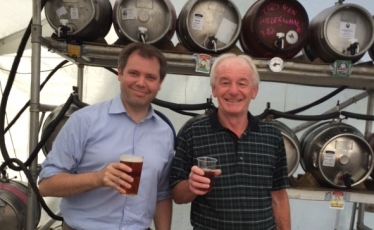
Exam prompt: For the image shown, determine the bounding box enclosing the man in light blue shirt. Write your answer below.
[38,42,175,230]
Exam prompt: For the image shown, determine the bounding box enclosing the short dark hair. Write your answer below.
[118,42,167,81]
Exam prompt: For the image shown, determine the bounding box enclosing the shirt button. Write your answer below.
[126,206,130,210]
[122,227,125,230]
[239,157,243,160]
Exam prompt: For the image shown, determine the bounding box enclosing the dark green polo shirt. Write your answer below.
[170,109,289,230]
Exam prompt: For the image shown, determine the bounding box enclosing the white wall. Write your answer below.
[1,0,374,229]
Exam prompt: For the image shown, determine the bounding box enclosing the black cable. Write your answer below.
[24,94,74,168]
[4,60,69,134]
[341,111,374,121]
[104,66,118,75]
[0,63,73,74]
[152,98,215,111]
[169,109,200,117]
[72,93,89,108]
[269,110,341,121]
[0,18,33,170]
[255,109,271,120]
[103,66,216,112]
[0,0,48,170]
[0,159,63,221]
[284,86,348,115]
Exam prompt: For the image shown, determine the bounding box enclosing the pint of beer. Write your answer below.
[120,154,144,196]
[197,156,217,192]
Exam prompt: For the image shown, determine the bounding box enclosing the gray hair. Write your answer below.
[210,53,260,87]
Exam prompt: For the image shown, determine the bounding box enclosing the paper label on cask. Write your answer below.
[323,151,336,167]
[122,8,136,20]
[70,7,79,20]
[339,22,356,39]
[192,13,204,30]
[215,18,237,45]
[56,6,68,18]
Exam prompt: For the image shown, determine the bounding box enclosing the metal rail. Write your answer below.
[39,37,374,90]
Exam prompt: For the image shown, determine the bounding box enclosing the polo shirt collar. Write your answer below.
[209,108,260,133]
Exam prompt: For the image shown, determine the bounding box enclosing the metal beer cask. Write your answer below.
[45,0,113,41]
[41,105,79,155]
[304,2,374,63]
[240,0,309,59]
[176,0,242,53]
[369,43,374,62]
[0,180,41,230]
[369,16,374,62]
[300,120,374,188]
[113,0,177,44]
[366,133,374,179]
[266,120,300,177]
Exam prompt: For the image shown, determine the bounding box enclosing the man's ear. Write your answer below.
[211,86,217,98]
[117,67,122,81]
[252,86,259,99]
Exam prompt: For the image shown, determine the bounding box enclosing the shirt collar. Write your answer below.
[109,94,156,120]
[209,108,260,133]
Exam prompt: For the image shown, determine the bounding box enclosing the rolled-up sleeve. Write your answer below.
[38,113,86,183]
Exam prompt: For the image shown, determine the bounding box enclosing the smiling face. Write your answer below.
[118,51,162,114]
[212,57,258,118]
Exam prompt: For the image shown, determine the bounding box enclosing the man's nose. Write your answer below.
[136,76,146,86]
[228,83,238,94]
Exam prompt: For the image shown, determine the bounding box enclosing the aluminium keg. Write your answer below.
[366,133,374,179]
[176,0,242,53]
[240,0,309,59]
[300,120,374,188]
[0,179,41,230]
[369,16,374,62]
[265,119,300,177]
[42,105,79,155]
[45,0,112,41]
[304,3,374,64]
[113,0,177,44]
[369,43,374,62]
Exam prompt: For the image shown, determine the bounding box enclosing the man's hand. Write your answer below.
[188,166,221,195]
[97,162,134,195]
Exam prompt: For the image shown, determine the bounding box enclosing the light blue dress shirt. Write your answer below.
[39,94,175,230]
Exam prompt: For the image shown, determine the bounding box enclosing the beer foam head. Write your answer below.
[120,154,143,162]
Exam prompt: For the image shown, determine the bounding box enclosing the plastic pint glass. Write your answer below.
[120,154,144,196]
[197,156,217,192]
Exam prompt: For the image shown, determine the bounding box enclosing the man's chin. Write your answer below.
[220,107,246,116]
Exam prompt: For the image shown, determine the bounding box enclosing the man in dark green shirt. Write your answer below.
[170,53,291,230]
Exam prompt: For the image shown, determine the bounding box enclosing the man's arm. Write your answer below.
[39,172,102,197]
[153,198,172,230]
[171,179,197,204]
[39,162,133,197]
[271,189,291,230]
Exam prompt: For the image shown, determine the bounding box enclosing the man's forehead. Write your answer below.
[217,60,252,74]
[219,57,250,69]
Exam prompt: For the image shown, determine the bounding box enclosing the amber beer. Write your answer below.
[197,156,217,192]
[202,169,215,192]
[120,155,144,196]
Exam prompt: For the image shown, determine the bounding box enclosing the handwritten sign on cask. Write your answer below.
[240,0,309,59]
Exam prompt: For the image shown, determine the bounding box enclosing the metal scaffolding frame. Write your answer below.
[29,0,374,229]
